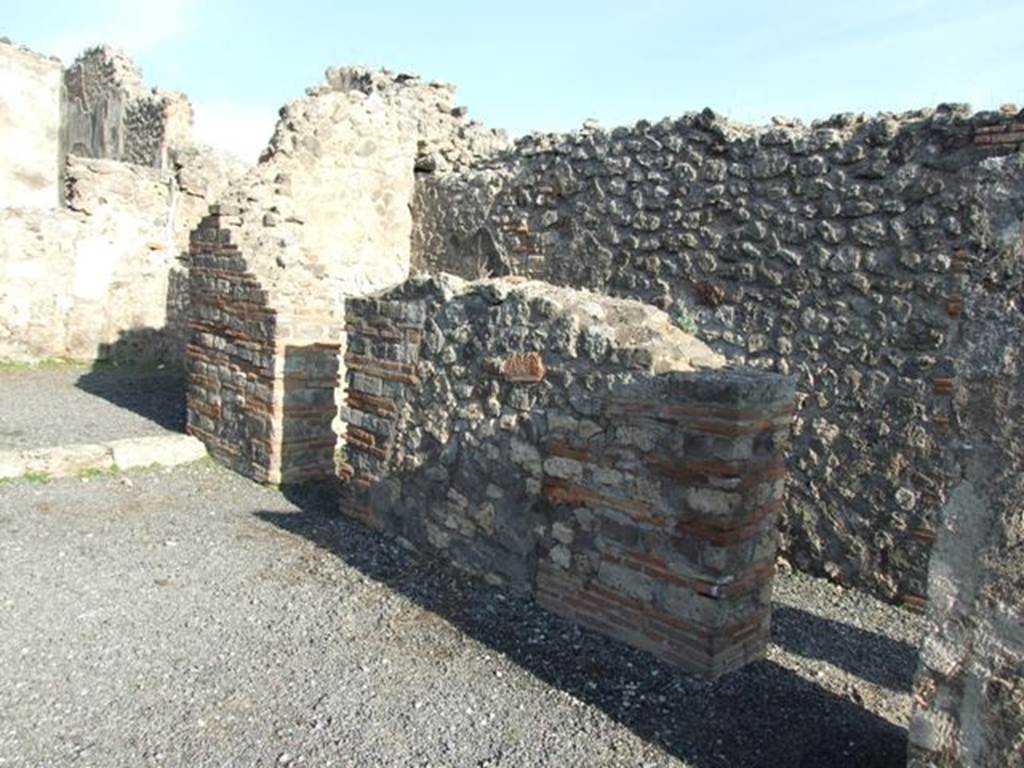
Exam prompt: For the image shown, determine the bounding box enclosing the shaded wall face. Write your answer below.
[907,340,1024,767]
[186,232,279,480]
[0,42,62,208]
[410,109,1024,604]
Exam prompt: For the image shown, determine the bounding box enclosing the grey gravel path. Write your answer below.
[0,463,924,767]
[0,365,185,450]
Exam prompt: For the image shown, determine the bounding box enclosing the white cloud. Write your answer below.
[39,0,197,63]
[191,100,277,164]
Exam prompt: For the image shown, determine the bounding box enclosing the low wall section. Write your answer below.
[339,275,794,679]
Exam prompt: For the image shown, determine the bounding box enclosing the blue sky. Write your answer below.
[4,0,1022,161]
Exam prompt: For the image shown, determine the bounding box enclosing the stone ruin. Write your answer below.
[2,34,1022,763]
[0,38,242,363]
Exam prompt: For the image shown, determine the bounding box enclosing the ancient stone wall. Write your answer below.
[0,38,63,208]
[410,105,1024,603]
[0,149,241,365]
[907,156,1024,768]
[62,46,192,170]
[318,66,509,175]
[339,274,795,679]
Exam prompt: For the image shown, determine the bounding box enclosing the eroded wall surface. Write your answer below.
[0,157,177,361]
[339,274,794,679]
[907,158,1024,768]
[411,106,1024,603]
[0,38,62,208]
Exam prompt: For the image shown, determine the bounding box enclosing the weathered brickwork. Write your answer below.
[186,210,343,484]
[338,275,794,679]
[411,104,1024,604]
[536,381,793,678]
[183,66,516,481]
[973,121,1024,151]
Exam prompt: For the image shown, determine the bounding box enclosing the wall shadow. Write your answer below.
[75,327,186,432]
[771,605,918,691]
[256,486,908,768]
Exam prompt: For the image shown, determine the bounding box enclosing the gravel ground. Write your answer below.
[0,462,924,768]
[0,365,185,451]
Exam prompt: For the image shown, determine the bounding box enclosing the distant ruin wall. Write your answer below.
[0,39,62,208]
[338,275,795,679]
[0,144,241,365]
[411,106,1024,604]
[62,46,192,169]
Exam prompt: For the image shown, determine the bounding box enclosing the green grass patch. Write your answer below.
[78,465,121,480]
[22,470,52,483]
[0,358,88,373]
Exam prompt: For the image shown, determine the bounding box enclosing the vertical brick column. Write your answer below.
[275,339,343,484]
[536,370,795,679]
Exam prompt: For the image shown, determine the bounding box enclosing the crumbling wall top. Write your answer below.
[380,273,726,374]
[64,45,147,108]
[313,65,510,173]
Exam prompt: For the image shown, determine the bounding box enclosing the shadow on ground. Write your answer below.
[75,365,186,433]
[73,329,187,433]
[256,483,908,768]
[772,605,918,691]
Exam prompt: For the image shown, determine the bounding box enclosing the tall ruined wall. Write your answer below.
[340,274,795,679]
[319,66,509,175]
[411,105,1024,603]
[0,38,62,208]
[185,67,509,481]
[907,157,1024,768]
[184,78,416,483]
[62,46,192,169]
